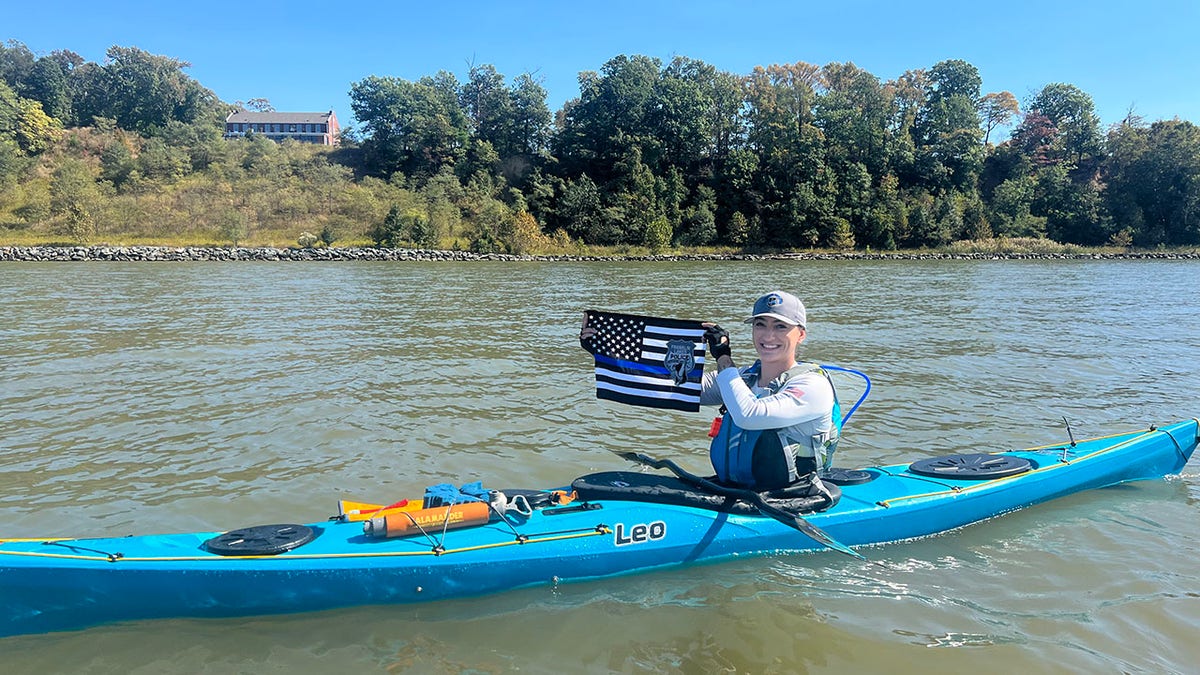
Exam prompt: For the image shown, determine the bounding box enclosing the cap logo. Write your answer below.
[766,294,783,307]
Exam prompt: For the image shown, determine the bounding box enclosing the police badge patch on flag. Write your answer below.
[582,310,706,412]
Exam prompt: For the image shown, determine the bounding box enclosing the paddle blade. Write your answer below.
[782,512,865,561]
[614,450,657,467]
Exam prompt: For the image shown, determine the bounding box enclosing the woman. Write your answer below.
[701,291,837,498]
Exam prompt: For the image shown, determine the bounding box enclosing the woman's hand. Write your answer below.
[702,322,732,361]
[579,313,597,353]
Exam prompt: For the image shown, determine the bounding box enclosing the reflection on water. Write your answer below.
[1,259,1197,672]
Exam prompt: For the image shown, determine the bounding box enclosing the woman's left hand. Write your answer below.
[579,313,597,353]
[701,322,731,360]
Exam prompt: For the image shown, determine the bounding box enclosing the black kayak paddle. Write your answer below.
[612,450,868,563]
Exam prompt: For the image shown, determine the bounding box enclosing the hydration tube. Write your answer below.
[820,364,872,428]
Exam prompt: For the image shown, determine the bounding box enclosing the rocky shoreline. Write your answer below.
[1,245,1197,263]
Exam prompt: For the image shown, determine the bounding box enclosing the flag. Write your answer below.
[583,310,707,412]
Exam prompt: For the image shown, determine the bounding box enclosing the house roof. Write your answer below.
[225,111,337,124]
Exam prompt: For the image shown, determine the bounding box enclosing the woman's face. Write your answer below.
[751,317,805,365]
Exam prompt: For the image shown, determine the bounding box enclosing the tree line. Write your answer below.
[1,39,1197,251]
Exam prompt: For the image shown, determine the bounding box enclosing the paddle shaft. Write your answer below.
[614,451,867,562]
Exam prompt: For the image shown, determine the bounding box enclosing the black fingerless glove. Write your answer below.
[704,324,731,360]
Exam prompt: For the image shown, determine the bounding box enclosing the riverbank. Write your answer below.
[2,245,1199,262]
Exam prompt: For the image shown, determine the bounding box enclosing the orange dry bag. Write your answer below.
[362,501,491,539]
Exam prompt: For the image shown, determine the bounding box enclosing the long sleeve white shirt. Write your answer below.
[700,363,835,456]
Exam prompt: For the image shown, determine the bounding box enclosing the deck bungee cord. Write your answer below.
[874,427,1163,508]
[0,525,614,563]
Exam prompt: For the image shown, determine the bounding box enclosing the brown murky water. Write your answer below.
[1,259,1198,673]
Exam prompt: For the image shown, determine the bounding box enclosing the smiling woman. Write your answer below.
[698,291,840,497]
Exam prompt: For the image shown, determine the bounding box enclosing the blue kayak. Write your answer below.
[1,419,1196,637]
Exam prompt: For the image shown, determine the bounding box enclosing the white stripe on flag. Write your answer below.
[596,381,705,402]
[641,336,704,350]
[593,367,703,390]
[645,324,707,338]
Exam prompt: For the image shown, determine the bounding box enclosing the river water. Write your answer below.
[0,259,1197,673]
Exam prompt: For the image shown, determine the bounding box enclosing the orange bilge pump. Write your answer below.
[363,501,491,539]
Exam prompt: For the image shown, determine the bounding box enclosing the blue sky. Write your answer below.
[7,0,1198,134]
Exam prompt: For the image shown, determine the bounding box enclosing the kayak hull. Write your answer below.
[2,420,1196,637]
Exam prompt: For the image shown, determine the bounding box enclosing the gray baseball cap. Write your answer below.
[745,291,806,328]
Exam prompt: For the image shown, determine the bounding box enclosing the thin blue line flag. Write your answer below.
[583,310,706,412]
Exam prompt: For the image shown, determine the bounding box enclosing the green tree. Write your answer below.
[350,73,469,178]
[743,62,833,245]
[0,40,36,94]
[421,167,465,241]
[27,57,72,123]
[460,64,513,154]
[828,217,855,249]
[509,74,552,158]
[78,46,219,134]
[100,139,135,188]
[818,62,889,177]
[218,207,248,246]
[137,137,187,183]
[558,174,604,241]
[243,98,274,112]
[712,148,761,239]
[1104,118,1200,246]
[1032,163,1104,244]
[306,160,353,215]
[0,80,19,141]
[644,215,672,252]
[1029,83,1103,163]
[604,145,658,244]
[318,219,341,247]
[0,81,63,154]
[912,60,984,194]
[989,175,1045,237]
[15,97,62,154]
[726,211,750,246]
[554,54,661,182]
[373,204,405,247]
[50,159,102,243]
[651,57,716,173]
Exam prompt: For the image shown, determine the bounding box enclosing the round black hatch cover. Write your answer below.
[908,453,1033,479]
[204,523,316,556]
[821,468,877,485]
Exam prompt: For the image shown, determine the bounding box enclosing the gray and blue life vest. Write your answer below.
[708,362,841,490]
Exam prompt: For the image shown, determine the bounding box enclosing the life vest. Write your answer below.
[708,361,841,490]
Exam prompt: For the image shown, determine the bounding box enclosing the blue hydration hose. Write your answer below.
[820,365,872,428]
